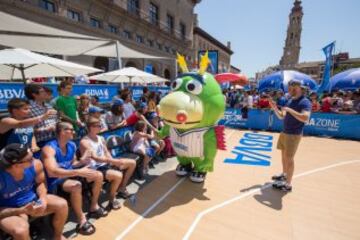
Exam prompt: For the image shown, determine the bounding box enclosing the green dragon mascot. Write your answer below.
[157,52,226,183]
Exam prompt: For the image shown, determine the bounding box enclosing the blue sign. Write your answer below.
[318,41,335,93]
[198,50,219,74]
[224,132,273,166]
[220,108,360,141]
[0,83,120,110]
[129,86,171,101]
[144,64,153,74]
[219,108,248,128]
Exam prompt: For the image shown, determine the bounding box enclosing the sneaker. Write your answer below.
[149,161,155,169]
[272,181,292,192]
[271,173,286,181]
[190,171,207,183]
[175,164,192,176]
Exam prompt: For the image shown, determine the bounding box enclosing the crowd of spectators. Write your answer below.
[224,88,360,117]
[0,82,173,239]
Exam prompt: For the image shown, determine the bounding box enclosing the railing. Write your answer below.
[219,108,360,141]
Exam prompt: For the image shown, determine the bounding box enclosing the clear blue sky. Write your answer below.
[195,0,360,78]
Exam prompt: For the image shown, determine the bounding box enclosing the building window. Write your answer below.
[123,30,132,39]
[127,0,140,16]
[108,24,118,34]
[180,22,186,40]
[157,42,162,50]
[149,3,159,26]
[67,9,81,22]
[164,46,170,53]
[147,39,154,47]
[166,14,174,34]
[136,35,144,44]
[39,0,55,13]
[90,17,101,28]
[171,48,176,55]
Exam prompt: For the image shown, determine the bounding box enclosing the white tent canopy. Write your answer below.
[91,67,169,83]
[83,43,166,59]
[0,48,102,80]
[0,11,167,59]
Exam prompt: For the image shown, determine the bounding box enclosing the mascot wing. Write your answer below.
[214,125,226,150]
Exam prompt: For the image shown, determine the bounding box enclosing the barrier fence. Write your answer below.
[0,83,170,110]
[219,108,360,140]
[1,83,358,140]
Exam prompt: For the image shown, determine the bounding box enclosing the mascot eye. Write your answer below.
[171,78,183,91]
[186,80,203,95]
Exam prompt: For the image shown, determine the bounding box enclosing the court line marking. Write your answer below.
[116,129,237,240]
[182,159,360,240]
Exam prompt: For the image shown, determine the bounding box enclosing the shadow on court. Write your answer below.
[124,170,210,218]
[240,183,288,211]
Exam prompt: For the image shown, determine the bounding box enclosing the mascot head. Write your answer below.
[158,52,225,130]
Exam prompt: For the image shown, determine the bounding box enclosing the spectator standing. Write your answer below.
[55,81,82,131]
[309,92,321,112]
[25,84,58,148]
[276,91,287,108]
[241,91,253,119]
[320,93,332,113]
[147,92,157,113]
[353,90,360,114]
[269,79,311,192]
[258,93,271,109]
[78,94,91,123]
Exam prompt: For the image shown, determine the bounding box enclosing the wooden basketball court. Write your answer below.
[75,129,360,240]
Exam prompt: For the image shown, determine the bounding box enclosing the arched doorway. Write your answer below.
[94,57,109,72]
[152,67,157,75]
[125,61,137,68]
[164,69,171,79]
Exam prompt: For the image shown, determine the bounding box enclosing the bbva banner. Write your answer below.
[0,83,120,110]
[220,108,360,140]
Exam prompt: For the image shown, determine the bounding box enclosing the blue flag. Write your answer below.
[317,41,335,93]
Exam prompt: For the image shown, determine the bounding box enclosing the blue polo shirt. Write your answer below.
[283,95,311,135]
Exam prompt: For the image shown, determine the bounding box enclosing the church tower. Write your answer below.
[279,0,303,69]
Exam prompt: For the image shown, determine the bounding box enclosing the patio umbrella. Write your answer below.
[330,68,360,91]
[0,48,102,84]
[258,70,317,92]
[91,67,169,84]
[214,73,248,86]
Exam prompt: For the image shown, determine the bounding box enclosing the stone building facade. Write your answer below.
[0,0,201,79]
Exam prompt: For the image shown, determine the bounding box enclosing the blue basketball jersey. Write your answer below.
[44,139,76,191]
[0,164,37,208]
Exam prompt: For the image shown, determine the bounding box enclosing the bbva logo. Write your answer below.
[0,89,25,99]
[84,89,109,99]
[306,117,340,129]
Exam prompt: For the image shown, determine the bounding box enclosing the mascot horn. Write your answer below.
[157,52,226,183]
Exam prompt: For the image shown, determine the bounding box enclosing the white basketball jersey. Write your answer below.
[169,127,210,159]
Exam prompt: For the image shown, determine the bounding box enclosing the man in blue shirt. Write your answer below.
[269,79,311,192]
[0,98,56,151]
[0,143,68,240]
[42,122,107,235]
